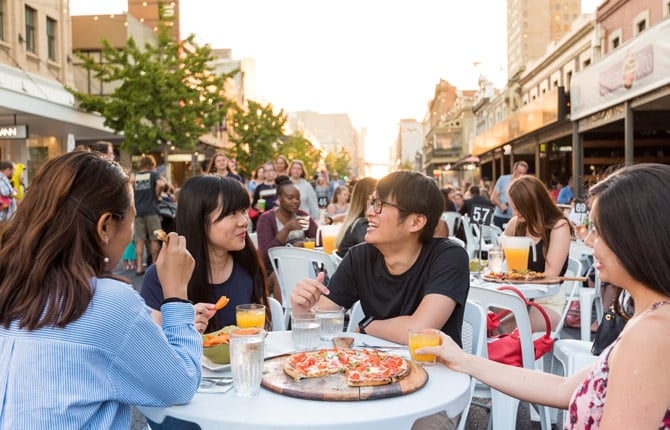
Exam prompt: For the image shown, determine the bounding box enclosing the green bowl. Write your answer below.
[202,325,238,364]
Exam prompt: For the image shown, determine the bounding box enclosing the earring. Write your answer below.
[104,257,110,264]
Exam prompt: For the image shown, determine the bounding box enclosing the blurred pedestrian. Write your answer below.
[131,155,165,276]
[0,161,17,223]
[491,160,528,229]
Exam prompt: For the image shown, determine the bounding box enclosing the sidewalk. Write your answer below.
[124,265,580,430]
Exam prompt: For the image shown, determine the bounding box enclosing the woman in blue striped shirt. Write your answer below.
[0,151,200,429]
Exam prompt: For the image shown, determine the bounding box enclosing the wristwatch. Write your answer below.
[358,315,374,334]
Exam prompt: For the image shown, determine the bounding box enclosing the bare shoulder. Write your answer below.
[615,306,670,359]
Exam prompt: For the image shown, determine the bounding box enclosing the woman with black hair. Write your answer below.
[141,175,271,333]
[256,175,319,301]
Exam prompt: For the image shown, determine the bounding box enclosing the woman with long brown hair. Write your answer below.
[334,177,377,257]
[504,174,572,330]
[0,151,199,428]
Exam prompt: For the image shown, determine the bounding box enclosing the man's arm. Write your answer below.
[362,294,457,345]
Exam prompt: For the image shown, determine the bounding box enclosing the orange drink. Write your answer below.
[236,304,266,329]
[322,234,337,255]
[303,238,315,250]
[503,247,529,272]
[408,329,441,365]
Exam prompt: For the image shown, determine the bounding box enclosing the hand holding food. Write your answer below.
[154,228,168,242]
[155,232,195,299]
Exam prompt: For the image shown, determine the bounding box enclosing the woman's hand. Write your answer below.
[155,232,195,299]
[414,330,471,372]
[193,303,216,334]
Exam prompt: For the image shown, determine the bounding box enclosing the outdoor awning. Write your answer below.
[450,155,480,170]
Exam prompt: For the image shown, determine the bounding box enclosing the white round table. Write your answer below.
[140,331,471,430]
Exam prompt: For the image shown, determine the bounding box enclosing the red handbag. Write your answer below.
[486,286,554,367]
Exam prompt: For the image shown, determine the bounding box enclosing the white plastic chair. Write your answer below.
[578,269,604,341]
[468,285,553,430]
[554,257,585,338]
[457,300,487,430]
[248,232,258,248]
[461,215,494,260]
[551,338,598,426]
[346,300,364,332]
[268,296,286,331]
[267,246,339,328]
[448,236,466,249]
[441,211,462,237]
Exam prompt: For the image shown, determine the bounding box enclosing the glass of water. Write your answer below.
[313,306,345,341]
[291,312,321,351]
[487,247,504,273]
[229,328,265,397]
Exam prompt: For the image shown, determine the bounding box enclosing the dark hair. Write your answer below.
[589,163,670,315]
[176,175,270,331]
[469,185,480,196]
[275,175,295,196]
[0,160,15,171]
[376,170,442,243]
[0,152,132,330]
[89,141,113,154]
[508,175,572,258]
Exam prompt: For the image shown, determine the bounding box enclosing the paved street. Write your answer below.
[122,264,577,430]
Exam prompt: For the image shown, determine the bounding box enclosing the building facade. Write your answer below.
[0,0,117,183]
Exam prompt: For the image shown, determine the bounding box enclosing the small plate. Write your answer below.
[201,356,231,371]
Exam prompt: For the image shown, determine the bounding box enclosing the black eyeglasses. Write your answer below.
[367,195,406,214]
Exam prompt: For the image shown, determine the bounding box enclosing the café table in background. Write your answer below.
[140,331,471,430]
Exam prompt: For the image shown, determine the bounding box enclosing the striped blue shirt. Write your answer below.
[0,277,202,429]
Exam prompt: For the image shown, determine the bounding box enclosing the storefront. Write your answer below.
[570,18,670,196]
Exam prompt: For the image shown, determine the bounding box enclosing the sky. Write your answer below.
[70,0,601,164]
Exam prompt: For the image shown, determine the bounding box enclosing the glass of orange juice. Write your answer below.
[303,238,315,249]
[408,329,441,365]
[236,304,266,329]
[503,247,529,272]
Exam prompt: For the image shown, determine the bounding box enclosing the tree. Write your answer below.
[277,134,322,176]
[68,1,236,154]
[323,150,352,179]
[228,100,286,178]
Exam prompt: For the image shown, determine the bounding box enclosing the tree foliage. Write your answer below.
[228,100,286,178]
[324,150,352,179]
[68,2,236,154]
[276,134,323,176]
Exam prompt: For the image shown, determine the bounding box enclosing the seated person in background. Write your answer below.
[257,175,318,302]
[334,177,377,257]
[503,175,572,331]
[325,185,350,224]
[418,163,670,430]
[141,175,272,333]
[291,170,470,346]
[459,185,493,217]
[0,152,200,427]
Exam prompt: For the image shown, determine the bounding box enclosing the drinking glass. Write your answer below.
[408,328,440,365]
[303,238,316,249]
[236,304,266,329]
[291,312,321,351]
[297,215,310,231]
[229,328,266,397]
[313,306,345,341]
[487,248,504,272]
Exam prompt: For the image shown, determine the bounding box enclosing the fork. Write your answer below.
[360,342,407,350]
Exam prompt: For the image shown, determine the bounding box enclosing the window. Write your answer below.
[25,6,36,53]
[612,37,620,48]
[47,17,56,61]
[637,20,646,33]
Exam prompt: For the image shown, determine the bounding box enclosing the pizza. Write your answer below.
[283,348,410,387]
[486,269,545,281]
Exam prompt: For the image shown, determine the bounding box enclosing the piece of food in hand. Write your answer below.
[214,295,230,310]
[153,229,168,242]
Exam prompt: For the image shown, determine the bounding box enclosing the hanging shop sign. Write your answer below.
[571,18,670,120]
[0,125,28,140]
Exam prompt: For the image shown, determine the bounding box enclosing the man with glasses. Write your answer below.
[291,170,470,347]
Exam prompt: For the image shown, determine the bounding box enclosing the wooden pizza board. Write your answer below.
[481,274,561,284]
[261,354,428,401]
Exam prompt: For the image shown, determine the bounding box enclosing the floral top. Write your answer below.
[566,301,670,429]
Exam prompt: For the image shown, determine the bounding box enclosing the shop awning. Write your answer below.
[450,156,480,170]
